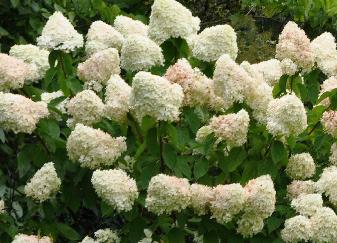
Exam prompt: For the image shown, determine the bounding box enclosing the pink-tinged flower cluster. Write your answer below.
[321,110,337,138]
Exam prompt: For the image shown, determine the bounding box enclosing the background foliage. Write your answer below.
[0,0,335,242]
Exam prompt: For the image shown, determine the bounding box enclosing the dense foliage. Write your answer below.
[1,0,337,243]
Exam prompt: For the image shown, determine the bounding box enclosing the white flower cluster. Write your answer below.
[311,32,337,77]
[24,162,61,202]
[281,58,298,76]
[114,16,148,37]
[12,234,53,243]
[238,175,276,238]
[37,11,83,52]
[145,174,191,215]
[266,94,307,138]
[250,59,283,86]
[9,44,50,82]
[208,109,250,149]
[129,72,184,122]
[286,153,316,180]
[316,166,337,206]
[0,53,30,91]
[104,75,131,123]
[91,169,138,212]
[164,58,223,110]
[189,183,213,216]
[0,200,4,214]
[276,21,314,70]
[318,76,337,107]
[287,180,316,200]
[213,54,252,109]
[77,48,120,85]
[188,25,238,62]
[121,34,164,71]
[329,143,337,165]
[67,124,127,169]
[148,0,200,44]
[66,90,105,126]
[281,215,312,243]
[41,90,68,119]
[80,228,120,243]
[85,21,124,56]
[0,92,49,134]
[210,183,246,224]
[291,193,323,217]
[321,110,337,138]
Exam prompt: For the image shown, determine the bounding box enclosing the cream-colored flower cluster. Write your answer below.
[9,44,50,82]
[37,11,83,52]
[280,58,298,76]
[330,143,337,165]
[0,92,49,134]
[129,72,184,122]
[276,21,314,70]
[286,153,316,180]
[91,169,138,212]
[287,180,316,200]
[188,25,238,62]
[321,110,337,137]
[291,193,323,217]
[77,48,120,86]
[281,215,312,243]
[0,200,4,214]
[0,54,30,91]
[66,90,105,126]
[316,166,337,206]
[85,21,124,56]
[41,90,68,119]
[189,183,213,216]
[12,234,53,243]
[24,162,61,202]
[148,0,200,44]
[121,34,164,71]
[266,94,307,138]
[318,76,337,107]
[250,59,283,86]
[104,75,131,123]
[164,58,223,110]
[114,16,148,37]
[67,124,127,169]
[80,228,120,243]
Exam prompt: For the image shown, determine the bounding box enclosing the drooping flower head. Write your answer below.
[92,169,138,212]
[148,0,200,44]
[67,124,127,169]
[24,162,61,202]
[37,11,83,52]
[114,15,148,37]
[129,71,184,122]
[286,153,316,180]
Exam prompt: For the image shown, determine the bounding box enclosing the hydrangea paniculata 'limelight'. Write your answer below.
[266,94,307,138]
[129,72,184,122]
[148,0,200,44]
[209,109,250,149]
[104,75,131,123]
[81,228,121,243]
[67,124,127,169]
[281,215,312,243]
[145,174,191,215]
[24,162,61,202]
[330,143,337,165]
[85,21,124,56]
[286,153,316,180]
[0,54,30,91]
[114,16,148,37]
[66,90,105,126]
[287,180,316,200]
[188,25,238,62]
[276,21,314,70]
[210,183,246,224]
[250,59,283,86]
[195,125,214,143]
[243,175,276,219]
[281,58,298,76]
[92,169,138,212]
[164,58,224,110]
[291,193,323,217]
[12,234,53,243]
[321,110,337,138]
[311,207,337,243]
[77,48,120,85]
[189,183,214,216]
[236,213,264,238]
[120,34,164,72]
[9,44,50,82]
[316,166,337,206]
[311,32,337,77]
[213,54,252,109]
[37,11,83,52]
[318,76,337,107]
[0,92,49,134]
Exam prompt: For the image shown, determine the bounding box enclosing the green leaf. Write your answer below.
[167,228,185,243]
[220,147,247,172]
[17,150,31,178]
[38,119,60,139]
[162,143,177,170]
[0,129,5,143]
[176,156,192,179]
[271,141,288,165]
[141,116,156,134]
[57,223,80,241]
[266,216,283,233]
[194,158,209,179]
